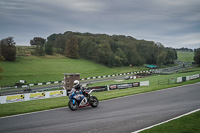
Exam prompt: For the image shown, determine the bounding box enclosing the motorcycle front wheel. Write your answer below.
[89,96,99,107]
[68,99,78,111]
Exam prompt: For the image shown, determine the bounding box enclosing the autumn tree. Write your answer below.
[65,34,79,58]
[0,37,16,61]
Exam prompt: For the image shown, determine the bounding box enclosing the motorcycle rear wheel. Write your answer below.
[89,96,99,107]
[68,100,78,111]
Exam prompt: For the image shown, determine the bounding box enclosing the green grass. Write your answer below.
[0,68,199,117]
[0,96,68,117]
[141,110,200,133]
[0,51,194,87]
[87,67,200,88]
[177,51,194,62]
[0,55,147,86]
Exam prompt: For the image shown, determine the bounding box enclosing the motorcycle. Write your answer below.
[68,88,99,111]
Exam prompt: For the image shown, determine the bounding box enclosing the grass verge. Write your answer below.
[140,110,200,133]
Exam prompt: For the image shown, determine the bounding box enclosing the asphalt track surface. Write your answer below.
[0,83,200,133]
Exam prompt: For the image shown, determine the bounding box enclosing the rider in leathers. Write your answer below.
[73,80,88,98]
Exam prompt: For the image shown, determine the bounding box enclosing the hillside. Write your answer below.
[177,51,194,62]
[0,49,195,87]
[0,55,147,86]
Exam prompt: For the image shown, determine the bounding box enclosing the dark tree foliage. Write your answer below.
[45,41,53,55]
[194,48,200,66]
[54,34,67,54]
[45,31,177,67]
[166,47,178,64]
[65,33,79,58]
[45,34,57,55]
[97,43,114,66]
[30,37,46,56]
[0,37,16,61]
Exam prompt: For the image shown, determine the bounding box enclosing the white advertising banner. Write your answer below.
[140,81,149,86]
[190,74,199,80]
[186,76,191,81]
[177,77,182,83]
[0,90,67,104]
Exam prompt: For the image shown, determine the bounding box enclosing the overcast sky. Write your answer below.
[0,0,200,49]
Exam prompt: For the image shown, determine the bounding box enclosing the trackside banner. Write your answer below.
[109,82,140,90]
[6,94,25,103]
[89,86,107,92]
[0,90,67,104]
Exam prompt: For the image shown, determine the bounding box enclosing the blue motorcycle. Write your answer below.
[68,89,99,111]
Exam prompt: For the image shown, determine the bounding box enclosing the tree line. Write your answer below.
[43,31,178,67]
[3,32,200,67]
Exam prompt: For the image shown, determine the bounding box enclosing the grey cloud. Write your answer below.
[0,0,199,48]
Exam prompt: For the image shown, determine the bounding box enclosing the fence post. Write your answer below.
[107,85,110,91]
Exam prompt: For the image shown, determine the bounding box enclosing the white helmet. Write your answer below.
[73,80,79,87]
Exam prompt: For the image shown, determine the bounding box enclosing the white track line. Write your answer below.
[131,108,200,133]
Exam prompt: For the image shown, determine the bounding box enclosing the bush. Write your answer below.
[0,37,16,61]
